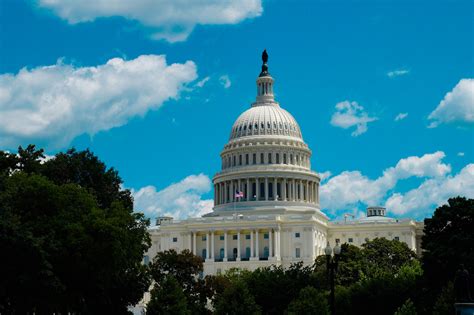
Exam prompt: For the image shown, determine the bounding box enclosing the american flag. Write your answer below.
[235,190,244,198]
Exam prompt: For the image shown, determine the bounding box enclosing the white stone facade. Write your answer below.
[145,53,424,275]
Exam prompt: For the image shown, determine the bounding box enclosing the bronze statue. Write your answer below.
[262,49,268,63]
[260,49,269,77]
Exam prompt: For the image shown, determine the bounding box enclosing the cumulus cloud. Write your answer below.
[219,75,232,89]
[320,151,454,215]
[0,55,197,148]
[428,78,474,128]
[385,164,474,215]
[330,101,378,136]
[394,112,408,121]
[387,69,410,78]
[37,0,263,42]
[458,152,465,157]
[133,174,214,220]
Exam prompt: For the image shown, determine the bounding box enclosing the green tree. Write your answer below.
[214,280,261,315]
[147,276,190,315]
[0,147,151,314]
[422,197,474,293]
[287,286,329,315]
[394,299,417,315]
[432,282,455,315]
[149,249,208,314]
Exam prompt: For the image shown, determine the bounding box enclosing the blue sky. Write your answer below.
[1,0,473,221]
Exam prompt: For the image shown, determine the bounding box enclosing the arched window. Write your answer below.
[283,154,287,164]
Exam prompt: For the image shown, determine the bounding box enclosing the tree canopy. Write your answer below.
[0,145,151,314]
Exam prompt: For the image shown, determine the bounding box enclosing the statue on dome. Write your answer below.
[262,49,268,63]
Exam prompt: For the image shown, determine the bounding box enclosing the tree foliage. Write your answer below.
[287,286,329,315]
[214,280,261,315]
[147,276,190,315]
[0,145,151,314]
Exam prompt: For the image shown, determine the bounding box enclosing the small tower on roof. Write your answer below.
[255,49,276,105]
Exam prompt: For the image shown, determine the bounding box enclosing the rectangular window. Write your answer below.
[246,154,249,165]
[283,154,287,164]
[295,248,301,258]
[264,233,269,239]
[253,153,257,164]
[233,156,236,166]
[233,235,238,240]
[394,236,400,241]
[276,153,280,164]
[220,235,225,241]
[348,238,353,243]
[260,153,264,164]
[295,232,300,238]
[172,237,178,242]
[202,235,207,241]
[245,234,251,240]
[143,255,150,265]
[268,153,272,163]
[239,155,242,165]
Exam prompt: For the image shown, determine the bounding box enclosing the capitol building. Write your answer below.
[145,51,424,276]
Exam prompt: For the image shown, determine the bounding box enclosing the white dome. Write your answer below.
[229,104,303,141]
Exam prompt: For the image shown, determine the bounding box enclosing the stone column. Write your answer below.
[211,231,215,260]
[300,180,303,202]
[237,179,241,201]
[237,230,241,261]
[246,178,250,201]
[265,177,268,201]
[224,231,228,261]
[292,179,296,201]
[255,230,259,259]
[230,180,234,202]
[224,181,227,203]
[206,232,210,260]
[250,229,254,258]
[273,177,277,200]
[283,178,287,201]
[275,229,281,260]
[188,232,192,250]
[256,178,259,201]
[306,181,309,202]
[269,229,273,259]
[192,231,196,255]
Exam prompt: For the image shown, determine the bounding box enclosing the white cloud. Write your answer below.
[330,101,378,136]
[387,69,410,78]
[0,55,197,148]
[195,76,210,88]
[219,75,232,89]
[320,151,452,214]
[133,174,214,220]
[394,112,408,121]
[319,171,332,182]
[458,152,465,157]
[428,78,474,128]
[37,0,263,42]
[385,164,474,215]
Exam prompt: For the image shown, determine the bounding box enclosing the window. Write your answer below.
[233,248,238,259]
[253,153,257,164]
[268,153,272,163]
[246,154,249,165]
[220,235,225,241]
[394,236,400,241]
[233,156,236,166]
[202,249,207,259]
[260,153,264,164]
[348,238,353,243]
[264,233,269,239]
[239,155,242,165]
[143,255,150,265]
[233,235,238,240]
[290,154,293,164]
[295,248,301,258]
[245,234,251,240]
[172,237,178,242]
[246,247,251,258]
[283,154,287,164]
[335,238,340,243]
[264,246,269,258]
[220,248,225,258]
[276,153,280,164]
[295,232,300,238]
[202,235,207,241]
